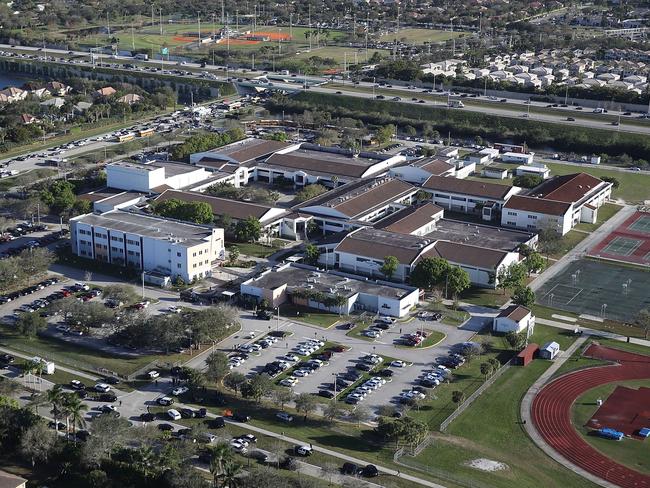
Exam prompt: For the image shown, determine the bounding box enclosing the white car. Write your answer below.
[167,306,181,314]
[363,330,380,338]
[391,360,406,368]
[171,386,189,396]
[157,396,174,406]
[249,344,262,352]
[244,331,256,339]
[94,383,111,393]
[283,353,299,363]
[55,324,70,333]
[238,344,254,353]
[295,445,313,456]
[296,349,311,356]
[293,369,310,377]
[70,380,84,390]
[370,377,387,385]
[230,439,248,453]
[167,409,181,420]
[147,370,160,379]
[279,377,298,387]
[307,340,324,348]
[276,412,294,422]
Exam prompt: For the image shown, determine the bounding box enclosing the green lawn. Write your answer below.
[460,287,510,308]
[279,303,340,328]
[573,381,650,474]
[403,325,595,488]
[545,163,650,204]
[379,28,464,44]
[0,328,195,377]
[293,46,387,64]
[574,203,623,232]
[545,230,589,260]
[0,169,58,191]
[531,303,647,339]
[226,242,281,259]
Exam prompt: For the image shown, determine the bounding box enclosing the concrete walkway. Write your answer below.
[214,416,447,488]
[536,317,650,348]
[520,335,619,488]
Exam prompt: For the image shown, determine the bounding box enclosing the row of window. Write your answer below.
[127,239,140,246]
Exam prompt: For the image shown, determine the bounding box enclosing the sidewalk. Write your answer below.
[536,317,650,348]
[520,335,617,488]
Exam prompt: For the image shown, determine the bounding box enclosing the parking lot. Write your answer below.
[210,308,490,414]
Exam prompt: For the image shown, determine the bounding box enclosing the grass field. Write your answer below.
[279,304,340,328]
[572,380,650,473]
[225,242,280,259]
[0,169,58,191]
[0,328,193,377]
[574,202,623,232]
[293,46,387,64]
[545,230,589,260]
[80,23,346,55]
[379,28,464,44]
[545,162,650,204]
[403,325,597,488]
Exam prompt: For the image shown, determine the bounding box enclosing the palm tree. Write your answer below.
[46,385,64,432]
[209,443,233,485]
[62,392,87,436]
[220,459,243,487]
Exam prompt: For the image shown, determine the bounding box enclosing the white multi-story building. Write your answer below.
[106,161,211,194]
[70,210,225,282]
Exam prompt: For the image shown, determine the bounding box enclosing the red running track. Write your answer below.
[531,344,650,488]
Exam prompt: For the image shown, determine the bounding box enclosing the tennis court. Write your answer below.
[536,259,650,322]
[589,211,650,265]
[628,214,650,234]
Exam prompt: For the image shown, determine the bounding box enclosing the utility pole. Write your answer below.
[198,13,201,41]
[308,4,312,50]
[221,0,225,24]
[151,4,154,29]
[159,8,163,36]
[365,12,369,62]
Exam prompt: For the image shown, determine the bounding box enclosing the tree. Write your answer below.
[497,263,528,295]
[233,217,262,243]
[409,257,450,291]
[537,228,563,256]
[227,246,240,265]
[480,362,493,379]
[223,372,247,395]
[600,176,619,189]
[62,392,88,435]
[272,388,294,410]
[375,417,402,446]
[209,442,234,486]
[376,124,395,145]
[40,180,76,215]
[205,351,230,384]
[461,342,484,362]
[153,199,213,224]
[634,308,650,339]
[304,244,321,265]
[20,422,56,467]
[184,369,206,391]
[16,312,47,338]
[512,286,535,308]
[294,393,317,421]
[241,374,274,403]
[348,405,371,426]
[505,331,527,350]
[447,266,471,301]
[46,384,65,433]
[524,252,545,275]
[295,184,327,203]
[398,416,428,447]
[220,459,243,487]
[513,175,543,188]
[380,256,399,281]
[323,401,344,422]
[102,284,139,305]
[451,390,465,407]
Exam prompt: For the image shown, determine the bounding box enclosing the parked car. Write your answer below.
[341,462,360,475]
[157,396,174,406]
[276,412,294,422]
[295,445,313,456]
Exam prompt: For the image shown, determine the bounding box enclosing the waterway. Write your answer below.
[0,72,31,88]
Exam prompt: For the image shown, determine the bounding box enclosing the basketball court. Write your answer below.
[589,210,650,266]
[536,259,650,322]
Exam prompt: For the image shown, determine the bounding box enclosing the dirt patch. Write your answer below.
[172,36,197,43]
[465,458,509,472]
[255,31,292,41]
[216,38,260,45]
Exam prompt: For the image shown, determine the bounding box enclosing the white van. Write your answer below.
[167,409,181,421]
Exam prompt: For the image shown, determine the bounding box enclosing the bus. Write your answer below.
[138,128,155,138]
[115,133,136,143]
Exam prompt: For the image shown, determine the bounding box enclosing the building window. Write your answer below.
[528,215,537,220]
[177,264,181,269]
[193,264,197,268]
[177,252,181,257]
[135,252,140,257]
[199,250,203,255]
[507,211,517,216]
[507,221,516,226]
[193,252,196,257]
[128,250,134,256]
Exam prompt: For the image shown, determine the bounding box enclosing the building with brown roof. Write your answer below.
[117,93,143,105]
[374,203,444,235]
[154,190,293,238]
[258,144,406,188]
[332,227,520,287]
[389,157,457,184]
[493,305,535,333]
[94,86,116,98]
[190,138,298,187]
[420,175,522,221]
[296,177,418,234]
[502,173,611,235]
